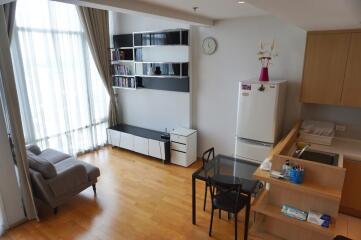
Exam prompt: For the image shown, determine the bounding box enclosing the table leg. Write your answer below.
[244,194,251,240]
[192,176,196,225]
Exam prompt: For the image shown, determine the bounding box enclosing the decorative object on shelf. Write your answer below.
[119,50,125,60]
[257,40,278,82]
[154,66,162,75]
[202,37,217,55]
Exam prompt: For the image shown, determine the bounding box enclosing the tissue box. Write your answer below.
[281,205,308,221]
[307,211,331,228]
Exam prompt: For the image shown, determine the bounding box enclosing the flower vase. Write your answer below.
[259,67,269,82]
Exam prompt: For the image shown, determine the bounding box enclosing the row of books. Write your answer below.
[113,65,132,76]
[111,49,125,61]
[112,77,136,88]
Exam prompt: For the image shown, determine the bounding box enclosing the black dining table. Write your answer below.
[192,154,262,240]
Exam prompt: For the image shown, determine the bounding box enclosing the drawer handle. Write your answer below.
[171,149,186,154]
[171,141,186,145]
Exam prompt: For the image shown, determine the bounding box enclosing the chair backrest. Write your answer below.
[202,147,215,167]
[207,176,243,212]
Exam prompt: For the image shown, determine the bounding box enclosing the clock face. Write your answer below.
[202,37,217,55]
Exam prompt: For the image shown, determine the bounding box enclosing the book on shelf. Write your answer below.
[112,76,136,88]
[113,65,132,75]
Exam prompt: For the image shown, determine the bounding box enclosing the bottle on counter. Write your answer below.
[282,160,291,180]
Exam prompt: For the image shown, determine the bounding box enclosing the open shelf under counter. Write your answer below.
[249,219,285,240]
[253,168,342,201]
[252,190,336,238]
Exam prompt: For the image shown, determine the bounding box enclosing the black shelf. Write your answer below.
[137,76,189,92]
[138,62,188,77]
[134,29,188,47]
[113,34,133,48]
[111,48,133,61]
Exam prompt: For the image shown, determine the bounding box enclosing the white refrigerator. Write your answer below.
[235,80,287,164]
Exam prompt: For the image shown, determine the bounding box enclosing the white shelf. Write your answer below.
[135,75,188,79]
[112,75,135,78]
[111,60,134,64]
[112,86,137,90]
[134,61,188,64]
[133,45,188,48]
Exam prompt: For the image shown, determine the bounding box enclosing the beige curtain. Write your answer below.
[0,6,38,220]
[77,6,118,127]
[3,2,16,41]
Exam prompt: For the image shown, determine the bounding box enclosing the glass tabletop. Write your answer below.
[193,154,261,194]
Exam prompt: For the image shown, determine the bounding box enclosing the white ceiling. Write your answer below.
[248,0,361,30]
[137,0,268,20]
[136,0,361,30]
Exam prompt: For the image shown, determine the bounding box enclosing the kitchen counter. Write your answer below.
[309,137,361,162]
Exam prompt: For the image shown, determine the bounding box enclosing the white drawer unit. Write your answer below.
[170,128,197,167]
[107,124,170,163]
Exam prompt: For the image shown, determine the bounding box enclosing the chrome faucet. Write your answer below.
[294,144,311,158]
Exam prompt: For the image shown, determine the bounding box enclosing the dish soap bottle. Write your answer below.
[282,160,291,180]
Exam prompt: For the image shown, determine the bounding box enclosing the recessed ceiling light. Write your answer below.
[238,1,246,3]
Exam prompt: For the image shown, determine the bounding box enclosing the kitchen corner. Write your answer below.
[250,121,347,240]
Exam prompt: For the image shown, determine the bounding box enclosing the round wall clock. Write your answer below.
[202,37,217,55]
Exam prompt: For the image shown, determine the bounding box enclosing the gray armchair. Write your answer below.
[26,145,100,214]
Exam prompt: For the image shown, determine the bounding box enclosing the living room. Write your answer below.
[1,0,361,239]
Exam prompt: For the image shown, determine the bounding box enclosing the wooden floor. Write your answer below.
[1,147,360,240]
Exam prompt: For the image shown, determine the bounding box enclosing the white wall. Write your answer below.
[192,16,307,156]
[0,94,25,228]
[109,12,191,132]
[302,104,361,140]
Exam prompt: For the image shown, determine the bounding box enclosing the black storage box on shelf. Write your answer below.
[113,34,133,48]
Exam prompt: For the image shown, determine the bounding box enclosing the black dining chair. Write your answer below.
[202,147,215,211]
[207,176,248,240]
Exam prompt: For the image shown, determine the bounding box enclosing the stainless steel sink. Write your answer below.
[298,149,339,166]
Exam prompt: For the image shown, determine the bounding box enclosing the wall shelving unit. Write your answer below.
[110,29,189,92]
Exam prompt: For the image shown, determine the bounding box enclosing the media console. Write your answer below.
[107,124,170,163]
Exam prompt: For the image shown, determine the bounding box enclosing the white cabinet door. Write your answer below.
[108,129,121,147]
[149,139,165,160]
[133,136,148,155]
[120,132,134,151]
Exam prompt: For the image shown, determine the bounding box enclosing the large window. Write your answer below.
[12,0,109,154]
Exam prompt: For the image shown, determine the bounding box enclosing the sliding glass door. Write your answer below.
[12,0,109,154]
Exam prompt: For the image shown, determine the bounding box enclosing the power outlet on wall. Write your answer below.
[335,124,347,132]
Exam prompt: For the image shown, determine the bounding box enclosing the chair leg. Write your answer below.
[219,209,221,219]
[203,184,207,211]
[235,213,238,240]
[53,207,58,215]
[92,184,97,195]
[209,208,214,237]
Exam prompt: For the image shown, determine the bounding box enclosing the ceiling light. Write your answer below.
[238,1,245,3]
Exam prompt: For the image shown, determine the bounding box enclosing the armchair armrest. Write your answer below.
[48,164,88,197]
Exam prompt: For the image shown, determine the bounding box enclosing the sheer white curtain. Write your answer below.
[12,0,109,154]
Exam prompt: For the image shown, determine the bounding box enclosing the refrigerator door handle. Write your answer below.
[237,137,273,147]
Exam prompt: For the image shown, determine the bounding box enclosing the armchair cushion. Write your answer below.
[27,151,57,179]
[48,162,88,197]
[39,148,72,164]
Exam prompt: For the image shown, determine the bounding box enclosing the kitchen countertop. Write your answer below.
[309,137,361,162]
[286,137,361,167]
